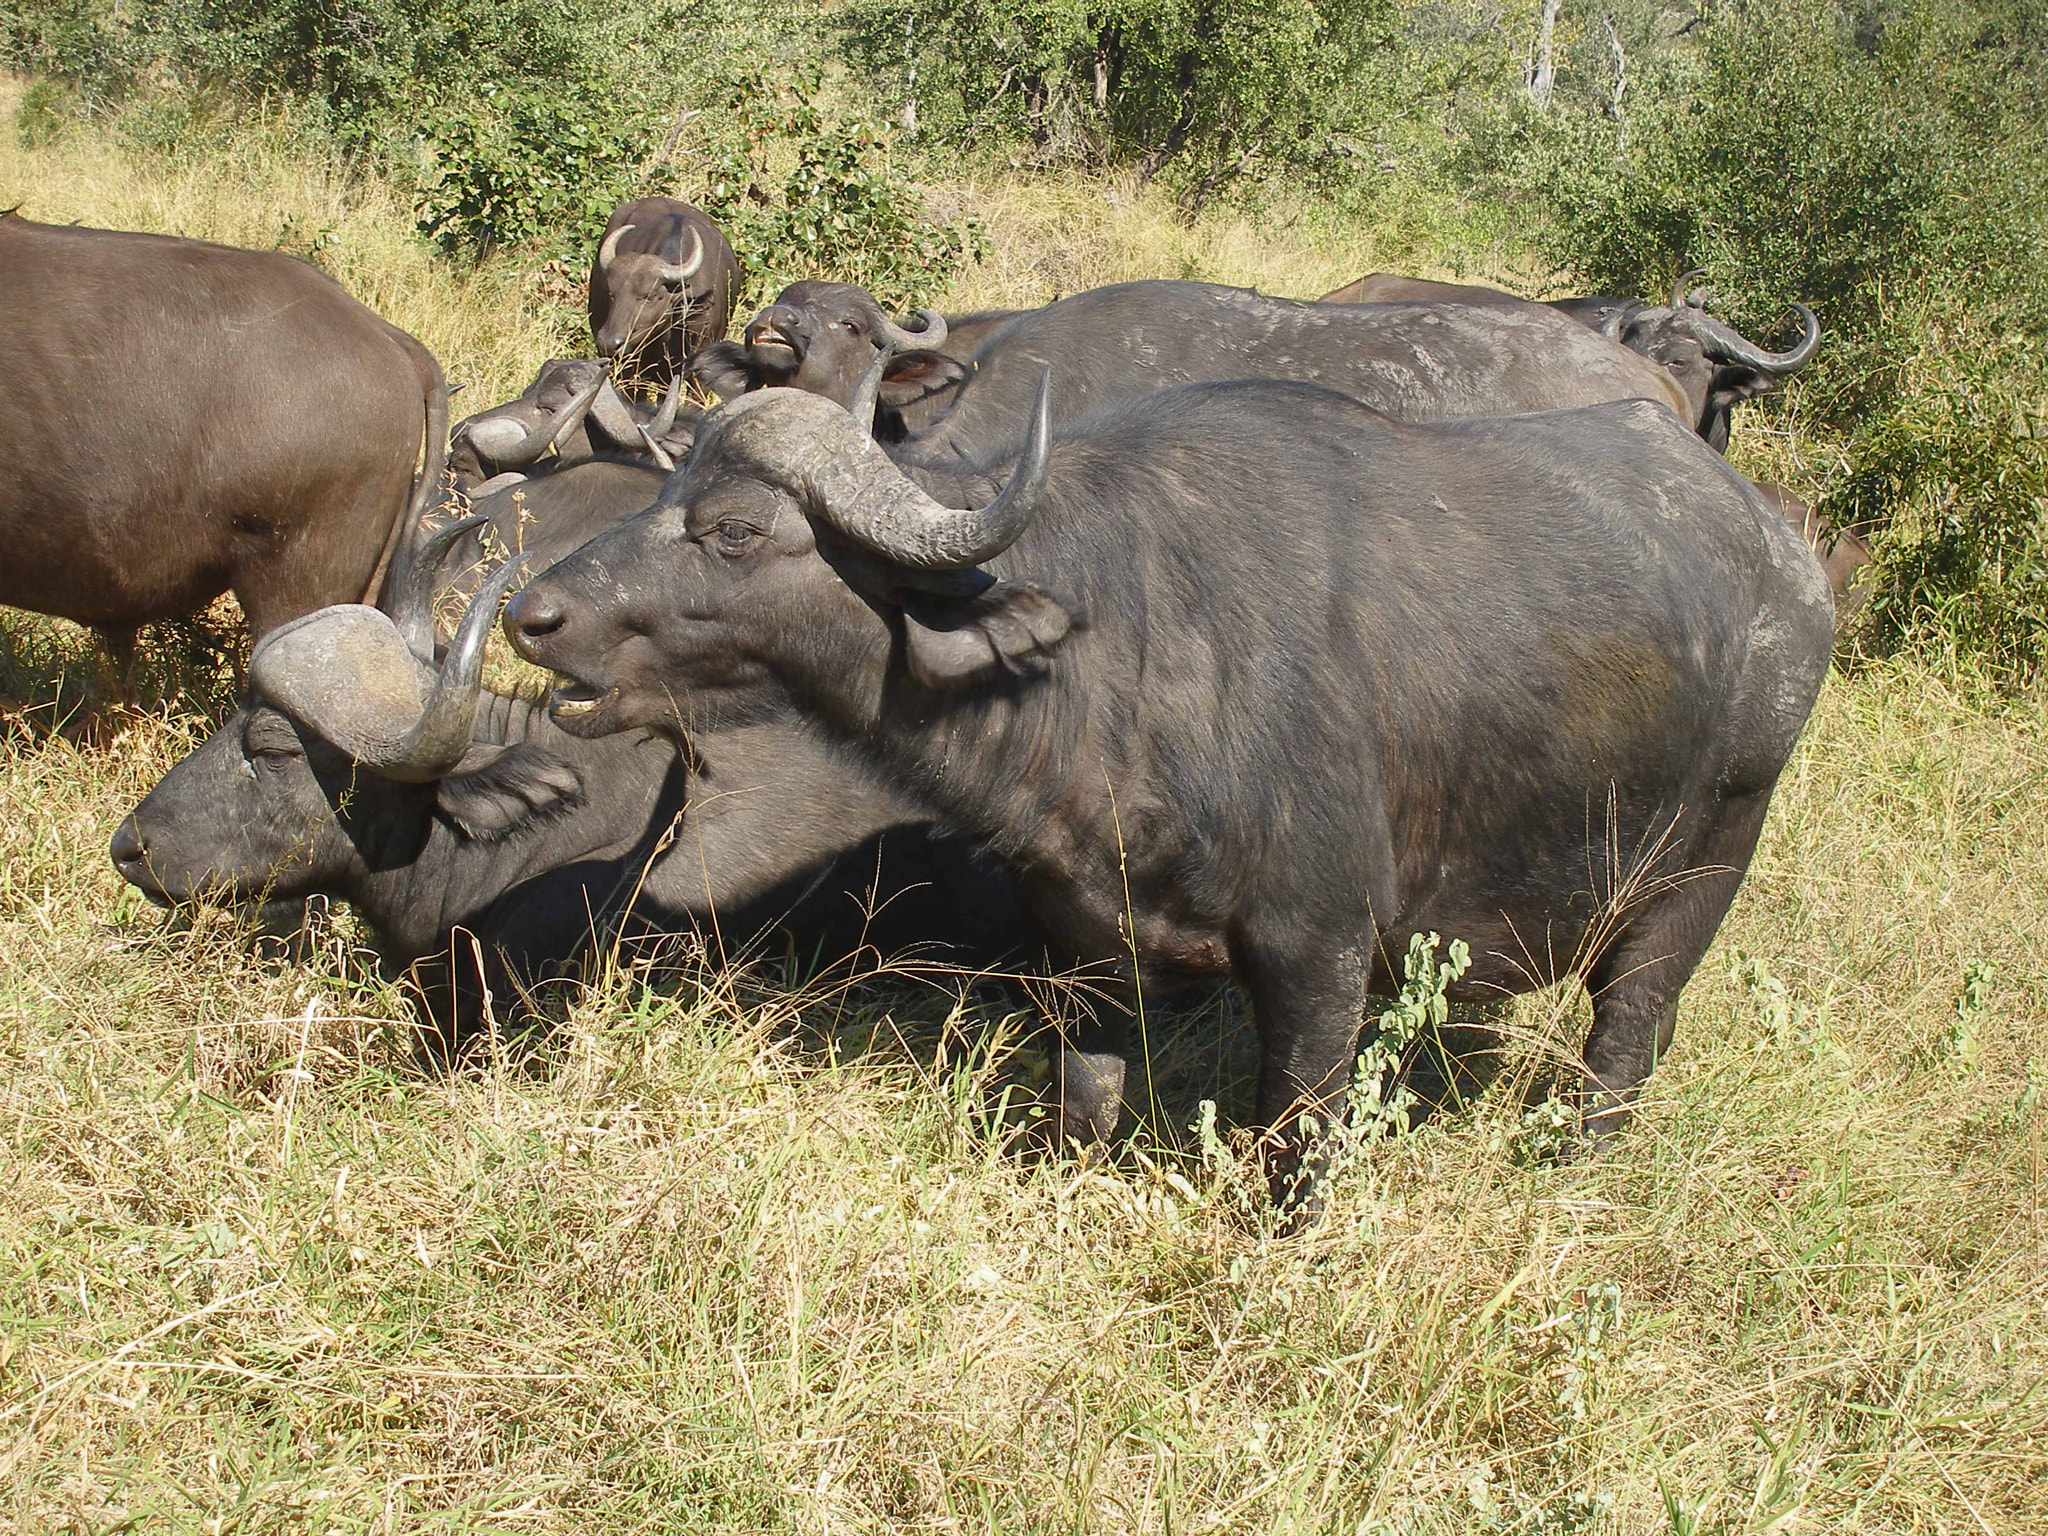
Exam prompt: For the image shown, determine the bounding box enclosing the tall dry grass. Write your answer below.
[2,79,2045,1535]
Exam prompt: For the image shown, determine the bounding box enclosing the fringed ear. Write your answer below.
[901,582,1075,691]
[434,744,585,839]
[685,342,759,401]
[878,350,969,408]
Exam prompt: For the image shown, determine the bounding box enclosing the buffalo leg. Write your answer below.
[1579,792,1773,1141]
[1244,943,1372,1226]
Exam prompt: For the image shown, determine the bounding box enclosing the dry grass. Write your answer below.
[3,81,2047,1535]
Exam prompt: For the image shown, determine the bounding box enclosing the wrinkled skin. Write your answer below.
[1316,272,1817,450]
[689,281,1025,440]
[448,361,699,490]
[112,696,1027,1046]
[589,199,742,392]
[438,460,667,605]
[507,379,1835,1218]
[0,213,445,654]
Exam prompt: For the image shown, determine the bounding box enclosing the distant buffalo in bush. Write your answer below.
[1317,270,1820,450]
[590,199,742,390]
[0,211,446,661]
[1753,481,1875,628]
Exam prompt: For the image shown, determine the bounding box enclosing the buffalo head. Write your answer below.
[505,369,1065,743]
[593,222,706,372]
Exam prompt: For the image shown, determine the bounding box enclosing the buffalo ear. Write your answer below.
[434,744,585,839]
[901,582,1075,690]
[685,341,756,401]
[878,350,969,408]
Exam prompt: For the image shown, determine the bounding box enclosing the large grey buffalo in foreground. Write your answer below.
[590,199,742,390]
[112,522,1026,1046]
[696,281,1694,481]
[505,375,1835,1221]
[689,282,1027,440]
[1317,271,1821,450]
[0,212,446,656]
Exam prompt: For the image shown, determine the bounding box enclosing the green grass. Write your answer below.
[3,80,2046,1535]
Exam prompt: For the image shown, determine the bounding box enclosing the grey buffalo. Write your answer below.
[0,212,446,659]
[504,375,1834,1220]
[696,281,1695,484]
[590,199,742,391]
[112,522,1026,1047]
[449,361,696,494]
[1317,271,1821,450]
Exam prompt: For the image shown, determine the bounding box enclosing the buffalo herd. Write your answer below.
[0,193,1865,1218]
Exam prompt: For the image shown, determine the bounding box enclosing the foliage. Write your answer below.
[695,72,988,311]
[1349,930,1471,1139]
[413,83,662,260]
[841,0,1397,209]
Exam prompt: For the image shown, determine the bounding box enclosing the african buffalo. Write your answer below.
[697,281,1695,482]
[505,375,1835,1220]
[1755,481,1875,626]
[112,524,1026,1045]
[0,212,447,657]
[590,199,742,390]
[688,281,1025,440]
[449,361,696,494]
[1315,271,1820,449]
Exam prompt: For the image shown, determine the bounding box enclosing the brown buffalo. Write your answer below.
[1753,481,1875,627]
[0,212,446,661]
[589,199,742,391]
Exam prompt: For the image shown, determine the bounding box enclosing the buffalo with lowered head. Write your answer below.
[1316,270,1820,450]
[689,281,1026,440]
[112,519,1027,1046]
[590,199,742,391]
[0,211,446,659]
[506,372,1834,1221]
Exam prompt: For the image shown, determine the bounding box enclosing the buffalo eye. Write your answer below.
[713,520,759,555]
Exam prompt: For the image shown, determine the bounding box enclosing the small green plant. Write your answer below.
[1348,930,1471,1138]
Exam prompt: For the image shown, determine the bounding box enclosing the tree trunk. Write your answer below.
[1526,0,1562,109]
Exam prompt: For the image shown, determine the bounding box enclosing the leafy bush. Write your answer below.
[695,72,987,311]
[414,84,661,259]
[841,0,1395,209]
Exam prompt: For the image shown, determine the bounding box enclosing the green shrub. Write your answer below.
[414,83,661,260]
[696,72,988,311]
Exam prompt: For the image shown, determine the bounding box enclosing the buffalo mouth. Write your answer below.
[546,678,625,737]
[744,320,803,366]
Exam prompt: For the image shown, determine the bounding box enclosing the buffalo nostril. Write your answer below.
[505,588,566,653]
[110,821,146,870]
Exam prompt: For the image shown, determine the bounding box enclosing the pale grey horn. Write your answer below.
[385,512,491,661]
[599,222,635,273]
[489,374,607,468]
[1670,268,1709,308]
[876,308,947,352]
[635,423,676,472]
[649,374,683,437]
[368,555,531,782]
[708,368,1051,569]
[467,471,529,499]
[652,228,704,285]
[845,343,894,430]
[1684,303,1821,373]
[588,378,643,447]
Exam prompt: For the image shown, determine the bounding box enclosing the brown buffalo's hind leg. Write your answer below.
[1577,792,1775,1143]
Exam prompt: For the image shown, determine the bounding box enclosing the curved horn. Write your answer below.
[651,228,705,285]
[636,423,677,472]
[467,471,530,500]
[587,378,643,447]
[876,308,947,353]
[599,222,635,273]
[487,373,607,469]
[649,373,683,437]
[1670,268,1708,308]
[845,342,893,430]
[384,512,491,661]
[370,554,531,781]
[695,370,1051,570]
[1683,303,1821,373]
